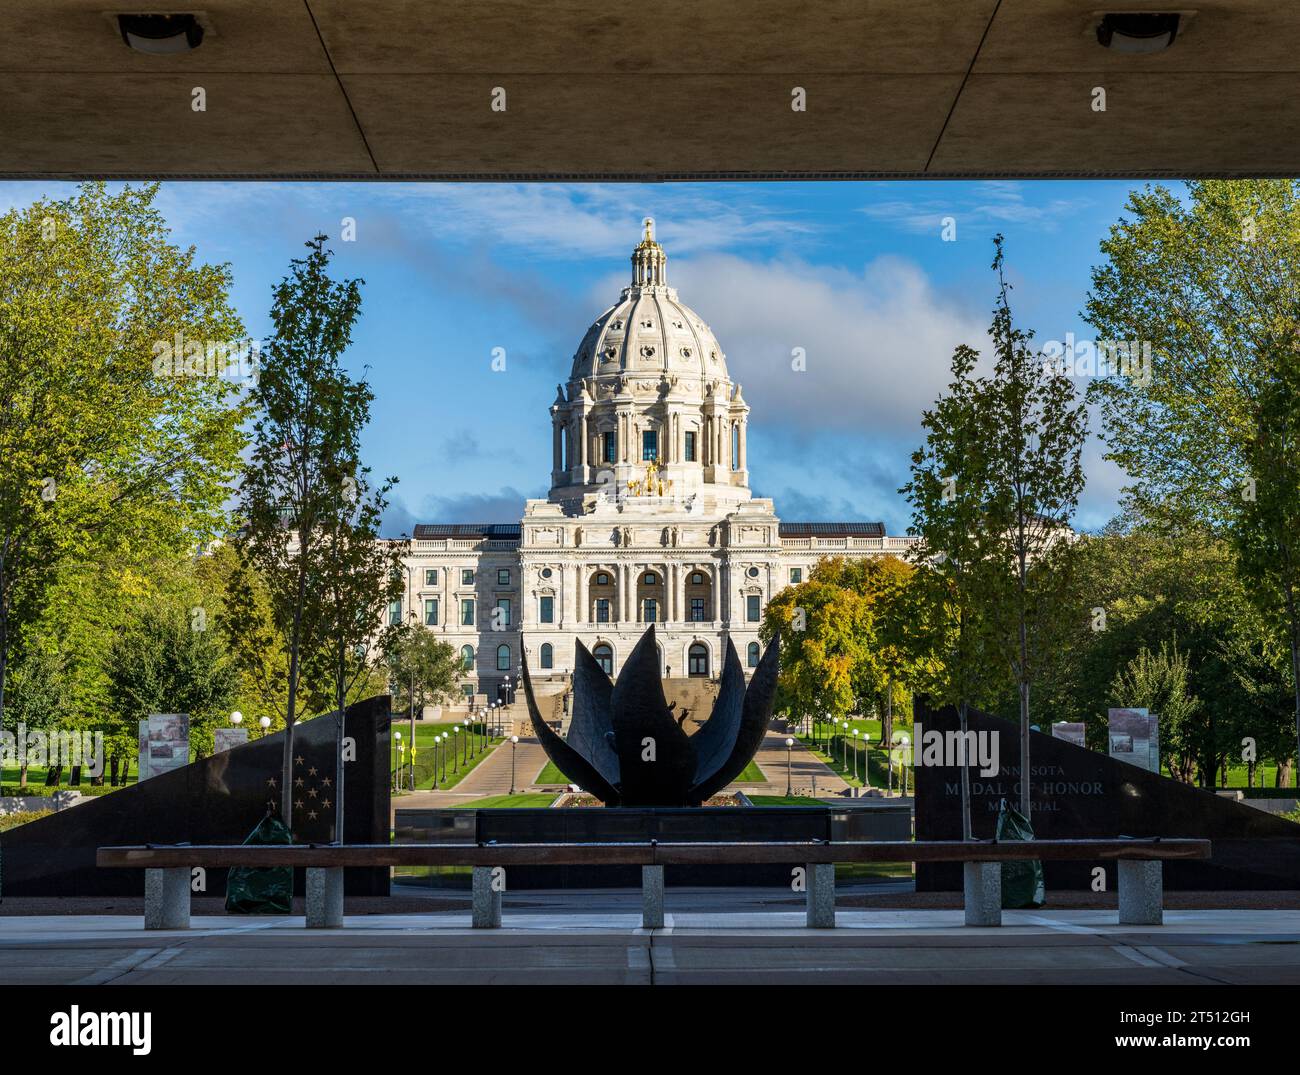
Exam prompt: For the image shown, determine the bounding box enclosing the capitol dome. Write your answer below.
[548,220,751,514]
[569,219,729,385]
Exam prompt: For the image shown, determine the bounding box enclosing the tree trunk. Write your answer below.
[958,700,973,840]
[109,755,120,787]
[46,763,62,786]
[18,762,27,787]
[1277,758,1294,789]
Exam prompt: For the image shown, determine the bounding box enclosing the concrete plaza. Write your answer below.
[3,899,1297,986]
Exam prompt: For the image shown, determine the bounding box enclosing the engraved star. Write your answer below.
[295,799,304,809]
[321,776,332,788]
[295,755,304,766]
[308,766,318,777]
[295,777,304,787]
[322,799,331,809]
[308,788,318,798]
[266,777,277,788]
[307,810,317,821]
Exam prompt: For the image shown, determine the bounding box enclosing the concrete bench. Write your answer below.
[98,837,1209,931]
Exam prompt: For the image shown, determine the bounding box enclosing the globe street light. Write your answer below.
[394,730,403,790]
[784,737,794,797]
[258,715,271,739]
[899,733,911,795]
[509,735,519,794]
[230,710,242,725]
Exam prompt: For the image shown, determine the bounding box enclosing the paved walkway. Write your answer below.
[742,730,852,798]
[394,733,550,812]
[3,907,1296,984]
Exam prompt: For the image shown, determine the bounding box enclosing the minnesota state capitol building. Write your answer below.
[397,221,916,711]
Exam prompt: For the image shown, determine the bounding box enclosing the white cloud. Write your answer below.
[859,181,1091,236]
[666,251,989,439]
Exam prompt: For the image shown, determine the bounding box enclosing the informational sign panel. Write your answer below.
[137,719,151,782]
[1108,707,1159,774]
[214,728,249,753]
[147,713,190,777]
[1051,722,1087,749]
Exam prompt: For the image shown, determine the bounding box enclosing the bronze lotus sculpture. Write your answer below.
[522,625,780,807]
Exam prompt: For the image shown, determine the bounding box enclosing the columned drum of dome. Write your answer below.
[398,223,918,717]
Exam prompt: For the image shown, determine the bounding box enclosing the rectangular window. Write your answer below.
[603,431,617,463]
[497,568,510,585]
[642,429,658,461]
[691,598,705,622]
[684,430,696,462]
[461,568,474,586]
[496,598,511,626]
[424,568,438,586]
[461,599,475,625]
[596,599,610,623]
[746,594,761,622]
[644,598,657,623]
[790,568,802,584]
[462,684,475,703]
[424,598,439,625]
[539,595,554,623]
[388,600,402,626]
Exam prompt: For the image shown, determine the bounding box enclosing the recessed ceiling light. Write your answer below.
[118,13,205,54]
[1096,12,1181,53]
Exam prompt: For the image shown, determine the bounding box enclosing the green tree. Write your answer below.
[1110,640,1200,782]
[979,236,1088,817]
[106,605,240,767]
[902,334,1003,837]
[1085,179,1300,781]
[384,625,460,718]
[4,643,68,786]
[0,183,247,744]
[232,234,384,826]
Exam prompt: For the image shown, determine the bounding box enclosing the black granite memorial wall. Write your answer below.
[913,699,1300,891]
[0,694,391,898]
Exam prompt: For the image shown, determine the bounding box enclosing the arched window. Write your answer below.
[747,641,760,668]
[540,643,553,670]
[496,643,511,671]
[593,643,614,676]
[688,643,709,677]
[460,645,475,672]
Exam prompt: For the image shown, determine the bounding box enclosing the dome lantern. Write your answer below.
[632,216,667,287]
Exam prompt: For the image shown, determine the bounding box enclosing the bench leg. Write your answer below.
[306,867,344,928]
[471,865,502,928]
[641,865,665,929]
[805,862,836,928]
[963,862,1001,926]
[144,867,190,930]
[1118,860,1163,925]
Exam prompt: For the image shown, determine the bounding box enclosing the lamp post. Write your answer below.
[509,735,519,794]
[900,733,911,796]
[230,710,242,727]
[450,725,460,774]
[258,715,271,738]
[431,735,440,789]
[394,730,403,791]
[784,737,794,797]
[853,729,861,784]
[841,720,849,770]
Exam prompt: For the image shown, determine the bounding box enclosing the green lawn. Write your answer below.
[735,759,766,782]
[450,793,558,809]
[746,794,828,806]
[535,759,569,785]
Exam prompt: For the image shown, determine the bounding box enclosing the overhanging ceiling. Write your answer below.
[2,1,1298,180]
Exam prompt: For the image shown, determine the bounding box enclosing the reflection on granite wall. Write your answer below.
[1,695,391,898]
[914,699,1300,891]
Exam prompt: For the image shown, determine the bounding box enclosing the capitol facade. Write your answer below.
[395,222,916,710]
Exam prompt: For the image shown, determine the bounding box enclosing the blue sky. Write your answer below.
[1,178,1152,535]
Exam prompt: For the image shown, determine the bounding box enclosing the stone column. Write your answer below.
[738,418,748,472]
[577,412,587,467]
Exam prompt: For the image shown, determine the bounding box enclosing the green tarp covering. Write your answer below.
[224,814,293,914]
[996,798,1045,908]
